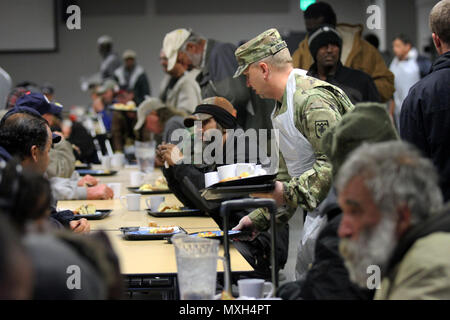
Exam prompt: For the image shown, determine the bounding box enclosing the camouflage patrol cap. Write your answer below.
[233,28,288,78]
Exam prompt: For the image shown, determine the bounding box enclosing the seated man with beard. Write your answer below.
[336,141,450,299]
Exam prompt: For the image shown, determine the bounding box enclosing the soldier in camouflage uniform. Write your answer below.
[232,28,354,279]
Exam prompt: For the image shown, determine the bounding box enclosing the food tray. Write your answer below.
[72,209,112,220]
[127,186,173,195]
[76,169,118,176]
[146,208,205,217]
[208,174,277,189]
[120,226,186,240]
[188,230,251,241]
[75,163,92,170]
[201,183,275,201]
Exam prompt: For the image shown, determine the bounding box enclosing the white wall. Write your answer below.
[0,0,408,109]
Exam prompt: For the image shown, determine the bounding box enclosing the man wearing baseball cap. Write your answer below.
[16,92,63,123]
[160,30,202,114]
[14,93,114,202]
[93,78,119,132]
[16,92,74,177]
[0,107,91,233]
[306,25,380,104]
[162,28,275,133]
[134,97,187,149]
[233,28,354,280]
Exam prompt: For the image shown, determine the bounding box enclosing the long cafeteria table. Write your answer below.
[57,165,254,299]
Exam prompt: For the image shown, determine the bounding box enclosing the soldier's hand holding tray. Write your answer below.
[250,180,285,207]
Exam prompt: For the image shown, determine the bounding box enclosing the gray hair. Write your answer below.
[180,31,206,52]
[335,141,443,226]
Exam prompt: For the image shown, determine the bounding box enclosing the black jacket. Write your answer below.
[400,51,450,201]
[308,62,381,104]
[161,126,252,213]
[67,122,99,164]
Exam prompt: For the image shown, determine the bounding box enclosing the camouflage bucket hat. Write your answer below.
[233,28,287,78]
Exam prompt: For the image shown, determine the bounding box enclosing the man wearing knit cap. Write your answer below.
[233,28,354,280]
[291,2,394,103]
[307,25,380,104]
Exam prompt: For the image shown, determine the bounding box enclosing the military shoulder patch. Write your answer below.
[315,120,329,138]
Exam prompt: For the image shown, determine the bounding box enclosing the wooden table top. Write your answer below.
[57,198,218,231]
[104,231,252,275]
[58,165,253,275]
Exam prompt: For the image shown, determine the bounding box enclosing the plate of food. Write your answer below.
[128,185,172,194]
[120,224,186,240]
[188,230,249,241]
[76,169,118,176]
[128,177,172,194]
[146,203,204,217]
[110,102,137,112]
[71,204,112,220]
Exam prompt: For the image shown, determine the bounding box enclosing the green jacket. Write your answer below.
[249,73,354,231]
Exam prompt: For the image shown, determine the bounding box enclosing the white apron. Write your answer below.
[271,69,328,281]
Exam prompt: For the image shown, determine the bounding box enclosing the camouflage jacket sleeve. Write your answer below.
[282,89,344,212]
[248,152,297,231]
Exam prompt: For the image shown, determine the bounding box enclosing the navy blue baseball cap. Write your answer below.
[2,106,62,144]
[15,92,63,116]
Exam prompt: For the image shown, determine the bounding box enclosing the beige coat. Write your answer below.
[375,232,450,300]
[46,139,76,179]
[159,69,202,114]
